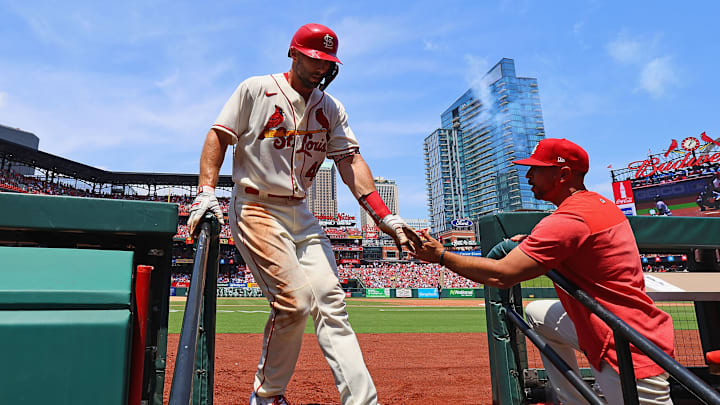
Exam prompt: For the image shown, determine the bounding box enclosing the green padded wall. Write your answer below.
[0,246,133,308]
[0,310,131,404]
[0,246,133,404]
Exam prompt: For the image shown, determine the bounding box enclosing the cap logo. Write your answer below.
[323,34,334,49]
[557,157,566,163]
[530,143,539,155]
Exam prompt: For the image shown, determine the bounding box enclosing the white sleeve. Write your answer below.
[211,81,253,145]
[326,98,360,157]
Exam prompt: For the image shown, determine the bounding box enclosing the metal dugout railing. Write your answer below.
[169,215,220,405]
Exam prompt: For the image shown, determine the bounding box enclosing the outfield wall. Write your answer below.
[171,287,558,299]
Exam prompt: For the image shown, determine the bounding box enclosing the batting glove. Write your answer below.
[187,185,224,236]
[378,214,421,253]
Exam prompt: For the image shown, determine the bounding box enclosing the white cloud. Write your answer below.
[423,39,441,51]
[638,56,678,98]
[0,92,7,109]
[606,32,679,99]
[606,35,643,64]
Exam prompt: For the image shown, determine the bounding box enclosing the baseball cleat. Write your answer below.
[250,392,291,405]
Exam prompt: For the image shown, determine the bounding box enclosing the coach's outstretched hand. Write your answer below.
[409,229,445,264]
[378,214,423,253]
[187,186,225,236]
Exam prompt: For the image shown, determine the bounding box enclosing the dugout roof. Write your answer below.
[0,137,234,188]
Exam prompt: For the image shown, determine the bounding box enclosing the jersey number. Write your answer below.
[305,161,320,179]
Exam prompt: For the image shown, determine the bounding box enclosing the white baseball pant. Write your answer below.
[229,187,378,405]
[525,300,672,405]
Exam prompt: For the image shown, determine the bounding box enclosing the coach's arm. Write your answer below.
[410,229,548,289]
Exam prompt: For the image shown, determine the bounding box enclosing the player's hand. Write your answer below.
[409,229,445,263]
[378,214,422,253]
[509,234,528,243]
[187,186,225,236]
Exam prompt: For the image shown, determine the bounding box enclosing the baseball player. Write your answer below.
[655,195,672,216]
[410,138,675,404]
[187,23,417,405]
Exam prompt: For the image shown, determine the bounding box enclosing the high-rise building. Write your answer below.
[306,161,337,217]
[424,58,554,234]
[360,177,398,230]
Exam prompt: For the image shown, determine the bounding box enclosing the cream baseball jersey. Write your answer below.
[212,73,359,198]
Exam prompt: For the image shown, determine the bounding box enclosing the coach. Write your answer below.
[411,138,675,404]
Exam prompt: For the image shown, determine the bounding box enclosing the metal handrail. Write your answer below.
[505,308,604,405]
[168,217,218,405]
[546,269,720,405]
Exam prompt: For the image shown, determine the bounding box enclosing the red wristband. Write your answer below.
[358,191,392,224]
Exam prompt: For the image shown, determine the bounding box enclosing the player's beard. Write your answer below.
[293,59,323,90]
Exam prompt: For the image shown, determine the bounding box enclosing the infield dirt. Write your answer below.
[164,332,493,404]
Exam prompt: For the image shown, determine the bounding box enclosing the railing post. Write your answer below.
[194,216,219,405]
[615,333,640,405]
[169,214,219,405]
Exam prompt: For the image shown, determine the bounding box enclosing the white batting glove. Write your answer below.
[187,185,224,236]
[378,214,421,253]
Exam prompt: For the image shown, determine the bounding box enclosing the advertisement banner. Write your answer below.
[216,287,264,297]
[634,177,709,202]
[229,282,247,288]
[396,288,412,298]
[612,180,635,205]
[447,288,475,298]
[217,282,229,287]
[456,250,483,257]
[418,288,439,298]
[618,203,637,216]
[366,288,390,298]
[171,281,190,288]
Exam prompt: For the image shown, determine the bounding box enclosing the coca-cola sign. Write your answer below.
[612,180,634,205]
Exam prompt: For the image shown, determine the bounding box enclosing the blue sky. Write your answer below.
[1,1,719,220]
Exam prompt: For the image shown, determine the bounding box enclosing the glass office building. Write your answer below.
[424,58,554,234]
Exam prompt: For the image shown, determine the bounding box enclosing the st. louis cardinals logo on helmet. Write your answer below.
[259,105,285,139]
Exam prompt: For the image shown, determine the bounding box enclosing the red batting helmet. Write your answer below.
[289,23,341,64]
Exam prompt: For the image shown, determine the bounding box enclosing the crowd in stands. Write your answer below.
[630,164,719,188]
[173,257,690,290]
[338,262,481,288]
[171,269,257,285]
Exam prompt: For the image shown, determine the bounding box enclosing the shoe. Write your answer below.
[707,350,720,375]
[249,391,291,405]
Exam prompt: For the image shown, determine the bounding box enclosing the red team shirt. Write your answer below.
[519,190,674,378]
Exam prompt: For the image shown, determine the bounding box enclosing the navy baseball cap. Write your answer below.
[513,138,589,173]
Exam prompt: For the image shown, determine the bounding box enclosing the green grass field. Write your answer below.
[169,298,487,334]
[168,297,698,334]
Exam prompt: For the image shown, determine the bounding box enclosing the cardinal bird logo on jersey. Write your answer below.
[316,108,331,142]
[259,105,285,139]
[315,108,330,130]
